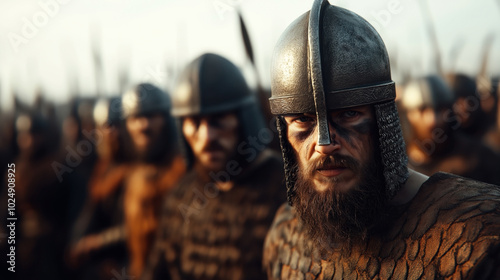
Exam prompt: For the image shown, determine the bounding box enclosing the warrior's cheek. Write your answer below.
[351,120,375,135]
[331,122,353,145]
[289,128,314,143]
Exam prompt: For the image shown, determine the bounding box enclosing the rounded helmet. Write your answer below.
[93,96,122,127]
[445,73,477,100]
[16,112,49,134]
[15,111,58,158]
[270,0,409,203]
[401,75,455,110]
[172,53,265,168]
[121,83,178,162]
[121,83,171,118]
[173,53,255,116]
[445,73,489,135]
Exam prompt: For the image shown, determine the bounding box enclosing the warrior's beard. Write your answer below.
[292,153,389,252]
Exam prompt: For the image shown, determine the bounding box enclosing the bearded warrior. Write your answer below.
[69,97,129,280]
[121,83,186,277]
[143,53,285,280]
[263,1,500,279]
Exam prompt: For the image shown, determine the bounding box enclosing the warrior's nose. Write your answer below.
[315,127,340,155]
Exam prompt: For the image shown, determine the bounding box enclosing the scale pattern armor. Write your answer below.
[264,172,500,280]
[143,150,286,280]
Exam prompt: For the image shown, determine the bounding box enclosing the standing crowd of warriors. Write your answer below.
[1,0,500,279]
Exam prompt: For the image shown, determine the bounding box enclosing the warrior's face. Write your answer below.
[285,105,389,246]
[406,107,449,142]
[182,112,239,173]
[285,105,377,193]
[126,112,165,158]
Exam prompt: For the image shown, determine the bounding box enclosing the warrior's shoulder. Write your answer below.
[413,172,500,211]
[267,203,297,235]
[407,172,500,235]
[400,172,500,279]
[263,203,294,253]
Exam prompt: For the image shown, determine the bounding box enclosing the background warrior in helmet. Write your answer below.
[68,97,130,280]
[1,101,69,280]
[142,53,285,280]
[263,1,500,279]
[400,75,500,185]
[484,77,500,153]
[446,73,493,140]
[120,83,186,277]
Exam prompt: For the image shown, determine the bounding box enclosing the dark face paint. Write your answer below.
[330,118,374,146]
[331,121,352,144]
[289,127,314,143]
[352,119,375,135]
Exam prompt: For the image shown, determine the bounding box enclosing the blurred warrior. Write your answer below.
[263,1,500,279]
[446,73,493,139]
[69,97,129,279]
[400,75,500,185]
[0,111,17,180]
[4,108,69,280]
[484,77,500,152]
[62,97,99,224]
[143,53,285,280]
[121,83,185,277]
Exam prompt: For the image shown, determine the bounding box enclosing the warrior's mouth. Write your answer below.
[316,165,347,177]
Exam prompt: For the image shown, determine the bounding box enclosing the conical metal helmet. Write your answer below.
[271,0,408,203]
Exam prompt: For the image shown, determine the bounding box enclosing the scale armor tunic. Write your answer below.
[263,172,500,280]
[144,150,286,280]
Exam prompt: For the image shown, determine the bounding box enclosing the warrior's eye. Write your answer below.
[284,114,316,130]
[339,110,360,119]
[295,116,315,123]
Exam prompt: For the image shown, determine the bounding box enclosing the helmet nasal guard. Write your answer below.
[270,0,408,203]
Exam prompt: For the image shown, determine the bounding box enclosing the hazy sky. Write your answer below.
[1,0,499,109]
